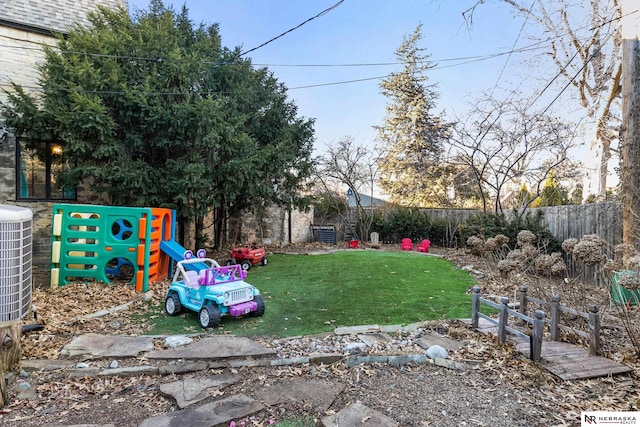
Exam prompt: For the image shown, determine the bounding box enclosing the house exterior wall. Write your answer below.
[1,0,127,34]
[0,0,128,265]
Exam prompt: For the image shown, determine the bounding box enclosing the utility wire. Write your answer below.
[0,8,623,69]
[237,0,343,58]
[0,39,548,68]
[0,48,551,95]
[488,0,536,99]
[536,30,615,119]
[0,4,627,102]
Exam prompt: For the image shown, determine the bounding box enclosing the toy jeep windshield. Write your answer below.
[164,257,265,328]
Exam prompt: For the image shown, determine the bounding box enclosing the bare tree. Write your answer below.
[464,0,622,201]
[450,95,580,215]
[314,136,380,241]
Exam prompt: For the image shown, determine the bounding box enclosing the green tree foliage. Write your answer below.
[515,183,534,208]
[537,170,569,207]
[312,189,348,225]
[374,207,433,243]
[375,25,451,207]
[1,1,314,247]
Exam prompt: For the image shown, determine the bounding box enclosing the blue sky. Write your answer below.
[127,0,540,153]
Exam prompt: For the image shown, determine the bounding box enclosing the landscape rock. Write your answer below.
[164,335,193,348]
[426,344,448,360]
[256,379,345,411]
[344,342,368,354]
[15,381,37,400]
[97,365,159,377]
[21,359,75,371]
[145,336,276,360]
[334,324,380,335]
[321,402,399,427]
[159,373,240,408]
[158,360,209,375]
[60,334,155,358]
[138,394,264,427]
[415,331,462,352]
[357,332,392,347]
[309,353,344,365]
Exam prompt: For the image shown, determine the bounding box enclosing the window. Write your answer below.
[16,139,76,200]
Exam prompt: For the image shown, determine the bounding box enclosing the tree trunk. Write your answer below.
[620,3,640,249]
[0,320,23,408]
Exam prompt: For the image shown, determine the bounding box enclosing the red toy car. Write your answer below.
[228,246,267,271]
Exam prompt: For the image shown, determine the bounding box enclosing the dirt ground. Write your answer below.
[1,244,639,426]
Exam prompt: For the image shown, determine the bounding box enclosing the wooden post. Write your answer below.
[517,285,528,325]
[620,0,640,247]
[550,295,561,341]
[471,286,480,328]
[497,297,509,343]
[589,305,601,356]
[531,310,545,362]
[0,320,23,408]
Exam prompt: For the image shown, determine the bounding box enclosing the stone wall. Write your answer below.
[235,206,314,247]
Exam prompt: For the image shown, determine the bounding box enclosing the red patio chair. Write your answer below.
[416,239,431,253]
[401,238,413,251]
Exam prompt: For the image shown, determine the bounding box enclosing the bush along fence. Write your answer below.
[471,286,601,361]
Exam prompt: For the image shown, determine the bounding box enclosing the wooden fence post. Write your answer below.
[518,285,528,314]
[497,297,509,343]
[471,286,480,329]
[550,295,561,341]
[531,310,545,362]
[517,285,528,326]
[589,305,601,356]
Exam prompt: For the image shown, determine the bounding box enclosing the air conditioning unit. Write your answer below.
[0,204,32,321]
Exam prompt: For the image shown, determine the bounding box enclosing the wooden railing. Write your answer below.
[471,285,601,361]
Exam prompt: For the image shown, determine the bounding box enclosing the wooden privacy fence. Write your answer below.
[471,286,601,361]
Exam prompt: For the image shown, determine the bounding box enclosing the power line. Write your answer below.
[488,0,537,99]
[522,8,635,117]
[0,8,622,69]
[536,31,616,118]
[0,48,550,96]
[237,0,344,58]
[0,5,628,101]
[0,39,553,69]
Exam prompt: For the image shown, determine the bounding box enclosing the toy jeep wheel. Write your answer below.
[240,260,252,271]
[165,292,182,316]
[199,305,221,329]
[260,257,268,266]
[250,295,265,317]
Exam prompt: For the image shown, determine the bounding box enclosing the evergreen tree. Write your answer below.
[538,170,569,207]
[2,1,314,247]
[375,25,451,207]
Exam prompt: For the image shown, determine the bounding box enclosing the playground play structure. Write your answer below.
[49,203,216,292]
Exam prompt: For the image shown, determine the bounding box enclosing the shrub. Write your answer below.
[459,210,561,254]
[376,207,433,243]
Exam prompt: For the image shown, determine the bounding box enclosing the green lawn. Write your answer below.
[142,251,476,338]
